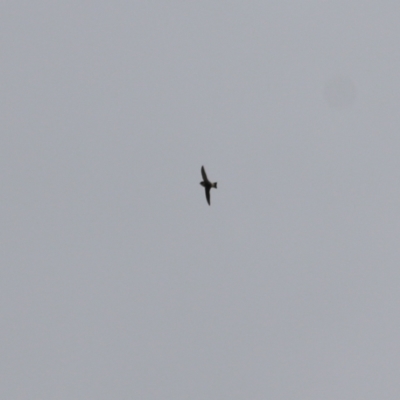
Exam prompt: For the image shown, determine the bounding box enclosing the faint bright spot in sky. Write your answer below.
[324,76,356,109]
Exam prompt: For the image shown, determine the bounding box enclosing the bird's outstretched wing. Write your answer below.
[201,166,209,183]
[205,187,211,205]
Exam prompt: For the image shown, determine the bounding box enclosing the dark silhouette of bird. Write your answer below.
[200,166,217,205]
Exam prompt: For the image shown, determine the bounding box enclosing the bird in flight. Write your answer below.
[200,166,217,205]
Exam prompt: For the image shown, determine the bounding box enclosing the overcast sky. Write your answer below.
[2,2,400,399]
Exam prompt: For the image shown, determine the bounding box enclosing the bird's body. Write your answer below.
[200,166,217,205]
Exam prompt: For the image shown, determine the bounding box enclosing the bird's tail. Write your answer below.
[213,182,217,188]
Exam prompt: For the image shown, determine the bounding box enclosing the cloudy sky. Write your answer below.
[2,2,400,399]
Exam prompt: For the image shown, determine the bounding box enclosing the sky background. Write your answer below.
[2,2,400,399]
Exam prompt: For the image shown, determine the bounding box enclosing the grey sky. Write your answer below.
[2,2,400,399]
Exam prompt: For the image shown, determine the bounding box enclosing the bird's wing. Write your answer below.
[205,187,211,205]
[201,166,209,182]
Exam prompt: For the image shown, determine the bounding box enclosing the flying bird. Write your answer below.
[200,166,217,205]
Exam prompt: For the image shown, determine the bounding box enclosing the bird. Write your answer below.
[200,166,217,205]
